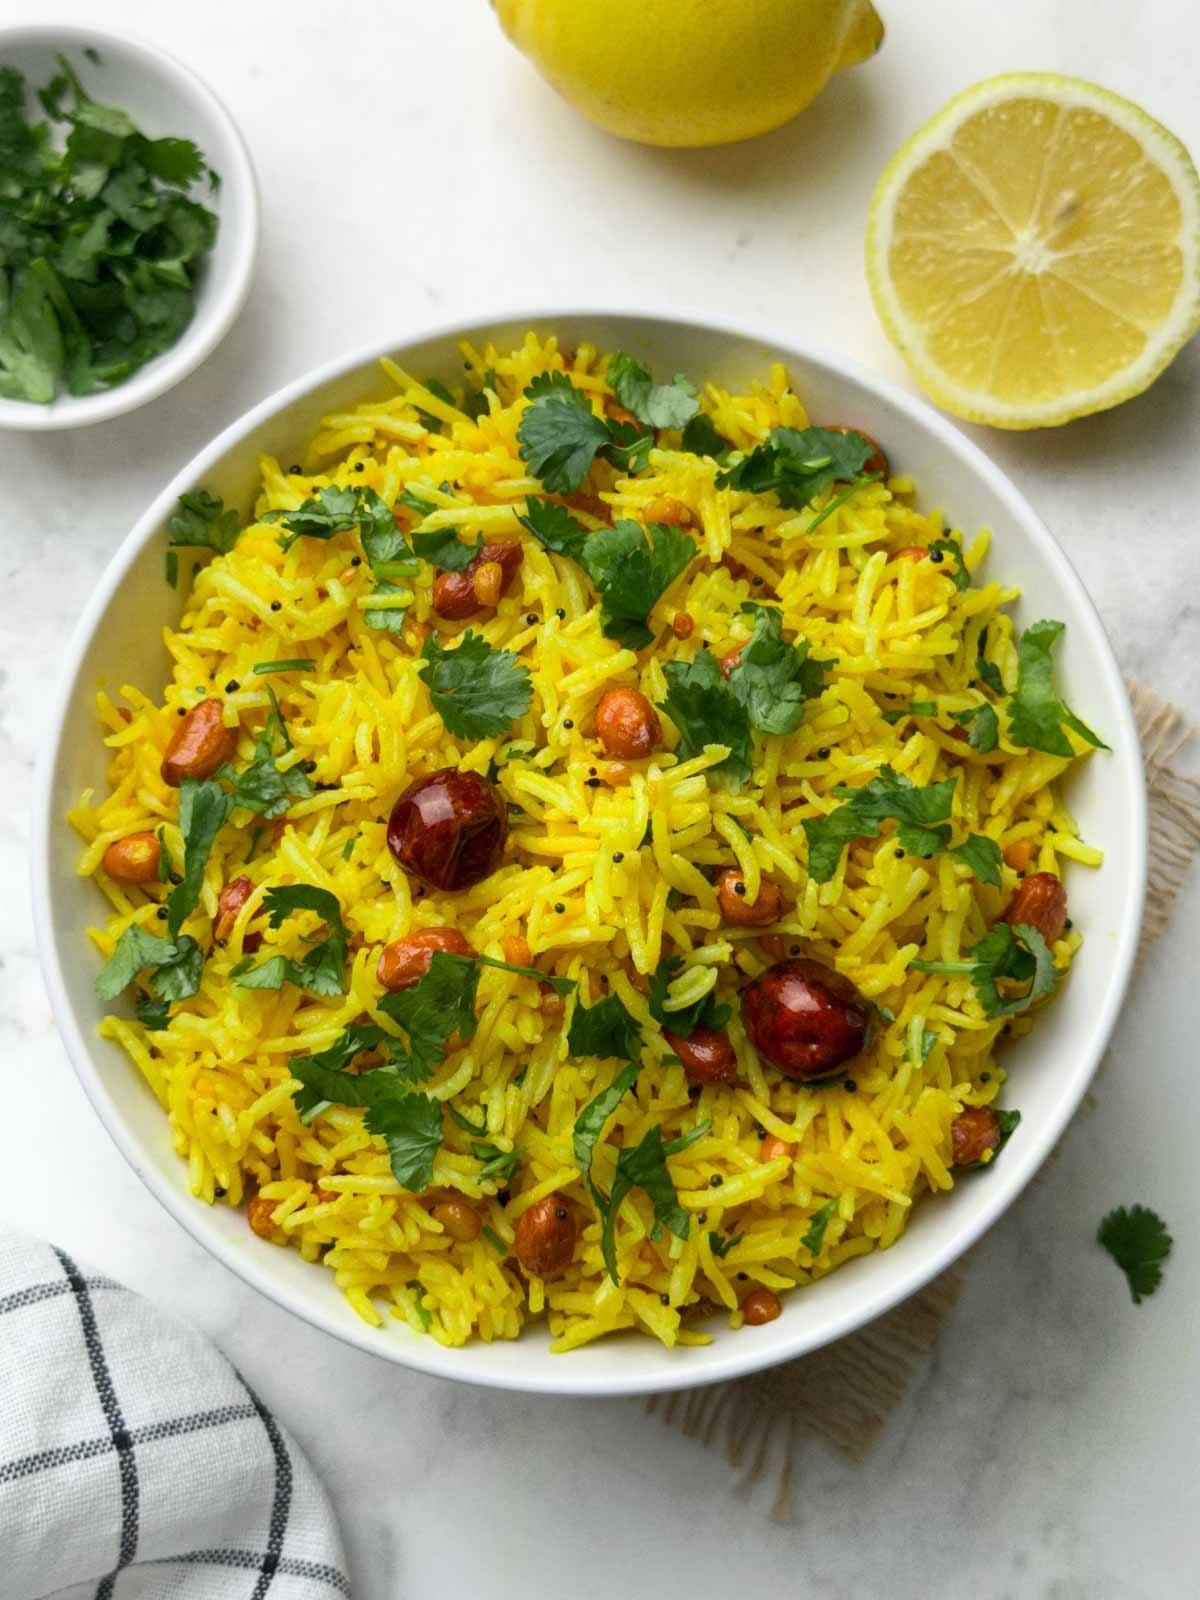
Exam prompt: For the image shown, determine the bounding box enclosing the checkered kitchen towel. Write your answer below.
[0,1234,349,1600]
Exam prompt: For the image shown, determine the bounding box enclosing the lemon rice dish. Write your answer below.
[72,333,1106,1352]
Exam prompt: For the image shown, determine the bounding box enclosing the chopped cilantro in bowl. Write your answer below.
[0,30,257,428]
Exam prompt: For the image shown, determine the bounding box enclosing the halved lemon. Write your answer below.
[866,74,1200,428]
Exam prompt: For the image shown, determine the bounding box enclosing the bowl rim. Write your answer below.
[0,20,259,432]
[30,305,1148,1395]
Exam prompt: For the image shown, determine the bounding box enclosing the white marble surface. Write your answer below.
[2,1,1198,1594]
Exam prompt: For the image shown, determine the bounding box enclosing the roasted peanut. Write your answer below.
[719,645,743,679]
[716,868,782,927]
[433,543,523,619]
[514,1195,576,1278]
[894,546,928,561]
[594,686,661,760]
[246,1195,278,1239]
[741,1288,782,1326]
[950,1106,1002,1166]
[539,984,566,1019]
[1003,838,1036,873]
[604,762,631,786]
[431,1198,482,1243]
[663,1024,738,1085]
[1002,871,1068,943]
[215,875,255,942]
[760,1134,794,1164]
[471,560,504,608]
[671,611,695,640]
[161,699,236,786]
[503,934,532,968]
[646,495,693,526]
[102,832,160,884]
[826,424,889,479]
[377,927,476,991]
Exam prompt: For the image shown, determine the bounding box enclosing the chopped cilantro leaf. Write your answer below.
[517,371,613,493]
[951,833,1002,886]
[716,426,872,510]
[235,884,349,997]
[411,525,485,571]
[568,995,643,1063]
[1008,620,1108,758]
[598,1127,691,1283]
[803,766,956,883]
[135,995,170,1031]
[251,659,315,675]
[166,778,233,936]
[647,957,731,1039]
[149,934,203,1001]
[376,950,483,1082]
[881,701,938,725]
[708,1231,743,1259]
[954,702,1000,753]
[573,1063,639,1206]
[515,499,590,561]
[802,1199,837,1255]
[658,649,753,791]
[95,924,178,1001]
[220,704,313,822]
[167,490,239,556]
[911,921,1057,1019]
[580,519,696,649]
[287,1054,442,1191]
[263,484,398,560]
[607,352,700,430]
[728,604,829,735]
[976,627,1005,696]
[481,1224,508,1255]
[928,538,971,591]
[473,1143,522,1185]
[680,412,732,461]
[1097,1204,1172,1304]
[418,630,532,740]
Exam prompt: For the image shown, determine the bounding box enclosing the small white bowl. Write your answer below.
[32,310,1146,1396]
[0,24,258,431]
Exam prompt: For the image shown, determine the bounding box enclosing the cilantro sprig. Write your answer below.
[289,1052,443,1191]
[517,371,654,493]
[1097,1205,1173,1304]
[911,922,1057,1019]
[167,492,240,585]
[580,520,696,649]
[94,924,203,1006]
[727,604,829,736]
[1008,620,1108,759]
[418,631,532,740]
[716,426,875,511]
[515,499,590,562]
[236,885,350,997]
[802,766,998,885]
[658,649,753,791]
[606,352,700,430]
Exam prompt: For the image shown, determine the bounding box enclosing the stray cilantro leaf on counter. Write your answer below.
[727,604,829,735]
[287,1053,443,1191]
[515,499,590,561]
[716,426,873,511]
[411,525,485,571]
[419,630,532,740]
[911,921,1057,1019]
[681,412,732,461]
[580,520,696,648]
[167,492,240,569]
[802,1199,837,1256]
[658,649,753,791]
[166,777,233,936]
[953,702,1000,753]
[803,766,957,883]
[236,884,349,997]
[928,538,970,591]
[1097,1204,1173,1304]
[708,1231,743,1259]
[1008,620,1108,758]
[573,1063,640,1206]
[0,57,218,407]
[647,957,730,1040]
[607,352,700,430]
[568,995,643,1063]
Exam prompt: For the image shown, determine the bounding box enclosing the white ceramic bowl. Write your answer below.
[0,24,258,431]
[32,311,1146,1396]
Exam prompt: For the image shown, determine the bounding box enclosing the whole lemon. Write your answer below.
[493,0,884,148]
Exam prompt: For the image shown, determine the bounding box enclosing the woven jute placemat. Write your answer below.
[646,680,1199,1517]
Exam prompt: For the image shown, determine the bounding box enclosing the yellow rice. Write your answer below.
[70,332,1101,1353]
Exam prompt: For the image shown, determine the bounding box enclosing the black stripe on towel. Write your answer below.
[53,1247,140,1599]
[243,1380,294,1599]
